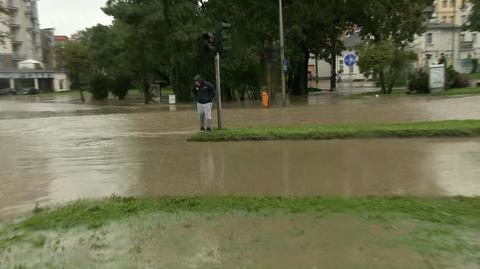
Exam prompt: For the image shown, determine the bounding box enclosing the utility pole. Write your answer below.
[215,52,223,129]
[452,2,457,70]
[279,0,287,106]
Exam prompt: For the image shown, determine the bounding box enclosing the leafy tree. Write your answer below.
[202,0,275,100]
[351,0,433,94]
[55,40,91,101]
[103,0,205,103]
[357,40,416,94]
[285,0,352,92]
[89,71,111,100]
[468,0,480,31]
[351,0,433,45]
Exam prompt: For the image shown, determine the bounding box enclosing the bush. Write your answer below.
[452,75,471,89]
[111,75,131,100]
[89,72,110,100]
[446,67,459,88]
[408,71,429,93]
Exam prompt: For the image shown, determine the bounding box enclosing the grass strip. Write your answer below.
[4,196,479,232]
[189,120,480,142]
[350,87,480,99]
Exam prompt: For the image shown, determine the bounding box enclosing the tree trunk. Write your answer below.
[79,89,85,102]
[387,67,396,94]
[141,72,151,104]
[379,69,386,94]
[292,50,309,95]
[330,44,337,91]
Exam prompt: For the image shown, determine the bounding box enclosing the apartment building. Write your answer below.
[435,0,471,25]
[0,0,43,68]
[0,0,14,69]
[411,0,479,73]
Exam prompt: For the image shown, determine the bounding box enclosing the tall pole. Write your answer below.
[215,52,223,129]
[279,0,287,106]
[452,2,456,70]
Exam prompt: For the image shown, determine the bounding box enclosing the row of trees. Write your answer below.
[57,0,434,103]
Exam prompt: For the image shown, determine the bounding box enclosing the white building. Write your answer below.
[309,32,367,81]
[411,22,478,73]
[411,0,480,73]
[0,0,43,68]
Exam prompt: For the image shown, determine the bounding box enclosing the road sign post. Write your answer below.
[215,52,223,130]
[344,53,357,96]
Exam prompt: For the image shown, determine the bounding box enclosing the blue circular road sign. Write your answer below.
[344,53,357,67]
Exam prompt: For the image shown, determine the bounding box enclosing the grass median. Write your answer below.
[189,120,480,142]
[350,87,480,99]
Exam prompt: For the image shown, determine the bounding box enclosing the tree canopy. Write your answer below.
[68,0,434,102]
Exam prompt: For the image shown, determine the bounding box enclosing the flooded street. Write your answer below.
[1,94,480,217]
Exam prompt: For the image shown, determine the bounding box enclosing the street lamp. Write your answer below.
[279,0,286,106]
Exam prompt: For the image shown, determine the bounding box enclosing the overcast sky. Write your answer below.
[38,0,113,36]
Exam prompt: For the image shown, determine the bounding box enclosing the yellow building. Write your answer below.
[434,0,471,26]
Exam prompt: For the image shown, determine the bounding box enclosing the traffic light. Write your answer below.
[219,22,232,52]
[203,32,216,52]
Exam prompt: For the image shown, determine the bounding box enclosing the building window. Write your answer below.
[473,33,477,43]
[450,16,455,23]
[461,15,467,25]
[460,33,465,42]
[443,0,448,8]
[339,60,344,72]
[427,33,433,44]
[451,0,456,7]
[59,80,64,90]
[442,16,447,23]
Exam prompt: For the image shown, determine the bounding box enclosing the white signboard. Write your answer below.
[169,95,176,105]
[429,65,445,90]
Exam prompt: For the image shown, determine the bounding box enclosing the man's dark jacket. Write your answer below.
[193,80,215,104]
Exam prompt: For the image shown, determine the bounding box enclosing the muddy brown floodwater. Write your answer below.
[1,94,480,217]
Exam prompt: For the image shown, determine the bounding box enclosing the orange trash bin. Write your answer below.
[262,92,270,108]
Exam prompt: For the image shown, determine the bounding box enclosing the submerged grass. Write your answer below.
[5,196,479,232]
[189,120,480,142]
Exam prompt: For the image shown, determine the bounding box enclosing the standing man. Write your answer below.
[192,75,216,132]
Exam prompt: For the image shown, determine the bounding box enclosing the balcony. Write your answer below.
[9,20,20,29]
[11,40,23,46]
[460,41,474,51]
[6,0,18,11]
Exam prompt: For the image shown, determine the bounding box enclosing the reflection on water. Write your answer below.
[1,95,480,217]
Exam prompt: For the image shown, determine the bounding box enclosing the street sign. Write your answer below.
[344,53,357,67]
[282,59,289,73]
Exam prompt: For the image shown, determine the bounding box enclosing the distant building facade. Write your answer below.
[0,0,70,92]
[1,0,43,66]
[40,28,55,69]
[413,0,479,73]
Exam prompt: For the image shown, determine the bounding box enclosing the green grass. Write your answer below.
[189,120,480,142]
[431,87,480,96]
[3,196,479,232]
[467,73,480,80]
[350,87,480,99]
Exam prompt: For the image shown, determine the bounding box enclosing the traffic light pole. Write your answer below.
[215,52,223,130]
[279,0,287,106]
